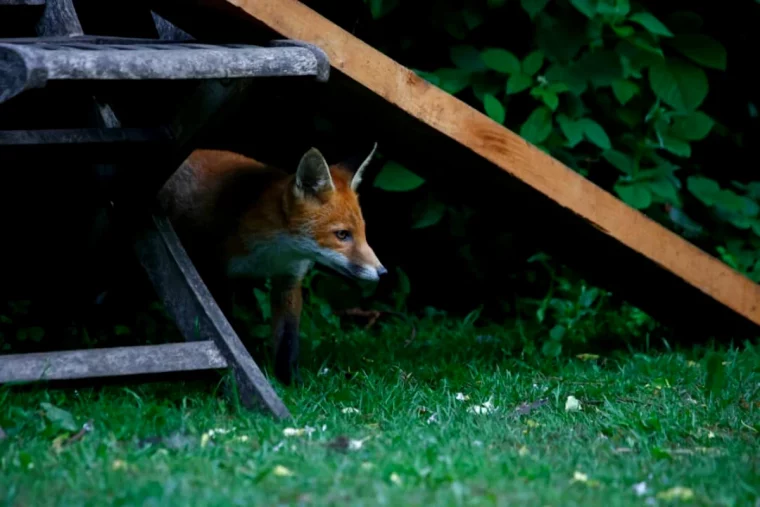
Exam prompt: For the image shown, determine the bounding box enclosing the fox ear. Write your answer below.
[295,147,334,197]
[350,141,378,191]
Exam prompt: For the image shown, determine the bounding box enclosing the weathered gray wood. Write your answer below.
[35,0,82,37]
[0,2,297,419]
[151,11,194,41]
[0,41,327,104]
[0,0,45,5]
[270,39,330,82]
[0,128,172,162]
[90,58,291,419]
[0,341,227,383]
[132,213,291,419]
[0,128,166,146]
[1,35,164,44]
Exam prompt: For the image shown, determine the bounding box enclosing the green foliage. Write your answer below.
[351,0,760,338]
[521,0,549,19]
[382,0,739,225]
[615,182,652,210]
[704,351,727,398]
[522,50,545,76]
[506,73,533,94]
[483,93,506,123]
[648,58,708,112]
[576,118,611,149]
[669,34,727,71]
[520,106,553,145]
[363,0,399,19]
[670,111,714,141]
[39,402,78,432]
[373,161,425,191]
[629,12,673,37]
[411,194,446,229]
[303,0,760,366]
[450,44,486,71]
[611,79,639,105]
[481,48,520,74]
[524,252,656,355]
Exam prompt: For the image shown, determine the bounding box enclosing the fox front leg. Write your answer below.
[271,276,303,386]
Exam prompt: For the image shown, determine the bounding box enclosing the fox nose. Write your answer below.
[377,265,388,276]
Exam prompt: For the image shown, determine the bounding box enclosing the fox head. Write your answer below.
[284,143,386,282]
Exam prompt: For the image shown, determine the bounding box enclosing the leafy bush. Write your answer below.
[361,0,755,249]
[292,0,760,352]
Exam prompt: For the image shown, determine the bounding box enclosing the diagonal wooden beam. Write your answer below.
[175,0,759,337]
[131,213,292,419]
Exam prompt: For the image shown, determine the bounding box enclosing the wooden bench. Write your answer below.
[0,0,334,420]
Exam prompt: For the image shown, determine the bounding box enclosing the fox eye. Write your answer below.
[335,230,352,241]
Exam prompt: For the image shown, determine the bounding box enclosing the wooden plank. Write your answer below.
[35,0,82,37]
[132,213,292,419]
[0,0,287,418]
[0,41,326,105]
[0,128,168,147]
[151,0,760,337]
[0,341,227,383]
[86,49,290,419]
[0,128,172,163]
[150,11,194,41]
[0,0,45,5]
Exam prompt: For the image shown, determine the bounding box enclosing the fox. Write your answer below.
[157,143,386,386]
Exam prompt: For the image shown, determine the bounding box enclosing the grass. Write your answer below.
[1,317,759,506]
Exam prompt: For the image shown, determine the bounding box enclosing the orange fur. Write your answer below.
[158,145,385,385]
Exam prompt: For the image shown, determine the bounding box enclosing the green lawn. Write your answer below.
[1,319,758,506]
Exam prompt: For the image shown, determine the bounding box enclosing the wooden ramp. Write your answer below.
[150,0,760,339]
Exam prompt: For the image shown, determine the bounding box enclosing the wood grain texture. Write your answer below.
[132,213,292,419]
[0,341,227,383]
[0,41,324,105]
[84,35,289,419]
[218,0,760,330]
[36,0,83,37]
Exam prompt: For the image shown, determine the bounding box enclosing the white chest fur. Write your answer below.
[226,234,316,280]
